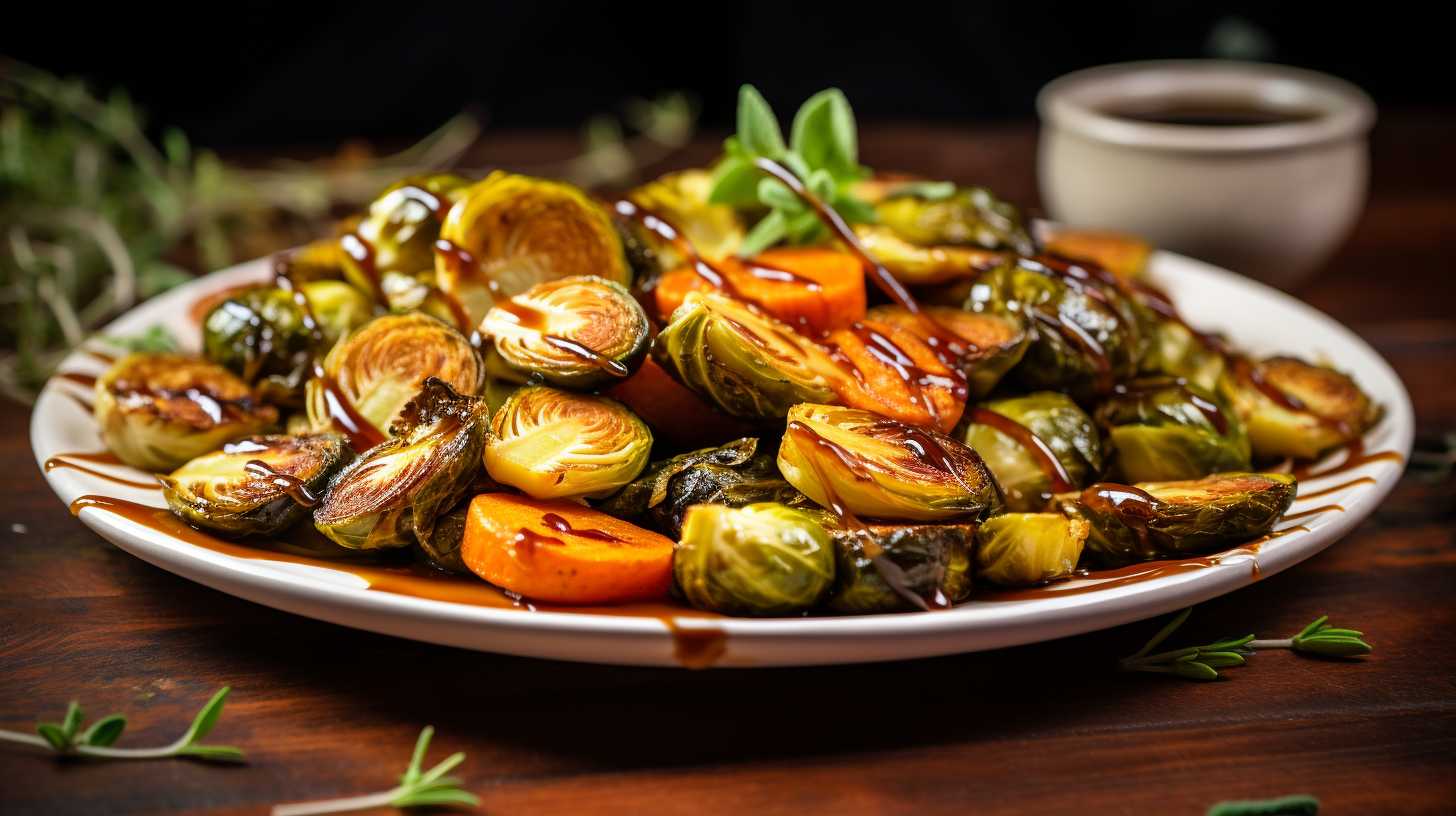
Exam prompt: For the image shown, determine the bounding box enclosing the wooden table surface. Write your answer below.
[3,118,1454,816]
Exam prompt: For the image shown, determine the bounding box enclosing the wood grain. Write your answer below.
[3,116,1454,816]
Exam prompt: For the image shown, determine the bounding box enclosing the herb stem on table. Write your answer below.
[270,726,478,815]
[1119,608,1372,681]
[0,686,243,762]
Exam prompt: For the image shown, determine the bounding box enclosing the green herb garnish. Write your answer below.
[1119,608,1372,681]
[0,686,243,762]
[270,726,478,815]
[1207,793,1320,815]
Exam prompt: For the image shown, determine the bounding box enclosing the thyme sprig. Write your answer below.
[0,686,243,762]
[1207,793,1320,815]
[1119,608,1372,681]
[270,726,477,816]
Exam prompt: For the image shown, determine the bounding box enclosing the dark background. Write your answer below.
[4,2,1447,149]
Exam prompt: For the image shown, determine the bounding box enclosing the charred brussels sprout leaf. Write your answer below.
[95,353,278,471]
[674,502,835,615]
[962,392,1103,511]
[873,186,1033,254]
[824,520,976,613]
[1222,357,1381,460]
[778,403,998,522]
[975,512,1088,587]
[1063,473,1297,567]
[339,174,470,304]
[621,170,745,277]
[305,313,484,436]
[852,224,1008,285]
[866,305,1028,398]
[654,291,842,420]
[480,275,650,388]
[485,385,652,500]
[436,171,631,327]
[418,499,472,574]
[1098,379,1250,482]
[313,378,489,550]
[161,434,351,537]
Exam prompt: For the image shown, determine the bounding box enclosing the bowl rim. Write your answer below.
[1037,59,1376,154]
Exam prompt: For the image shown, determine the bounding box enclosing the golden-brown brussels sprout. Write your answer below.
[622,169,745,275]
[975,512,1088,587]
[1098,379,1250,482]
[961,392,1103,511]
[305,313,484,437]
[777,403,999,522]
[435,171,631,327]
[1061,473,1297,567]
[874,186,1033,254]
[1139,316,1227,393]
[479,275,650,389]
[852,224,1008,285]
[161,434,351,537]
[484,385,652,500]
[865,305,1029,398]
[1221,357,1380,460]
[653,291,842,420]
[313,378,489,550]
[95,353,278,471]
[674,502,835,616]
[340,174,470,304]
[1041,229,1152,280]
[823,520,976,613]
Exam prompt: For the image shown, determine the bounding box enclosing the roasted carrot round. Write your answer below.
[605,356,755,449]
[824,320,966,433]
[461,493,675,604]
[654,247,866,333]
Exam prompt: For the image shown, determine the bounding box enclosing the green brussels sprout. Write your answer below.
[966,258,1143,400]
[822,520,976,613]
[340,174,471,305]
[975,512,1089,587]
[479,275,650,389]
[653,291,843,420]
[674,502,835,616]
[599,437,813,538]
[778,403,999,522]
[1221,357,1381,461]
[95,353,278,471]
[1138,316,1227,393]
[484,385,652,500]
[621,169,745,276]
[435,171,632,328]
[852,224,1009,285]
[1098,379,1250,482]
[305,313,484,436]
[865,305,1029,398]
[1061,473,1297,567]
[313,378,489,550]
[874,186,1033,253]
[161,434,351,537]
[961,392,1103,512]
[418,499,472,574]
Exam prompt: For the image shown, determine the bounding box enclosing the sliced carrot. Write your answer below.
[654,247,866,333]
[824,319,966,433]
[462,493,676,604]
[605,356,756,448]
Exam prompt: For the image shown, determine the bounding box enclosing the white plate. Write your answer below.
[31,252,1413,667]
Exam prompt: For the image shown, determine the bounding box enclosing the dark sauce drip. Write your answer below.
[243,460,320,508]
[744,259,822,290]
[1280,504,1345,522]
[844,323,947,425]
[273,256,327,347]
[1030,308,1113,393]
[611,199,743,298]
[64,392,94,413]
[45,453,161,490]
[81,349,118,365]
[1113,378,1229,434]
[311,362,386,452]
[511,528,566,558]
[1081,482,1160,553]
[338,232,388,305]
[664,619,729,669]
[1292,439,1405,480]
[1296,476,1376,500]
[56,371,98,388]
[969,407,1075,494]
[491,297,631,378]
[395,184,450,222]
[541,512,624,543]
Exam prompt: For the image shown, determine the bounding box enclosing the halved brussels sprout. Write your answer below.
[1041,229,1152,280]
[1061,473,1297,567]
[95,353,278,471]
[479,275,650,388]
[1098,379,1250,482]
[653,291,843,420]
[622,169,744,275]
[674,502,835,616]
[778,403,999,522]
[975,512,1088,587]
[305,313,484,437]
[599,437,812,538]
[484,385,652,500]
[340,174,471,304]
[313,378,489,550]
[875,186,1034,254]
[865,305,1029,398]
[852,224,1008,285]
[961,392,1103,512]
[1222,357,1380,460]
[1139,315,1227,393]
[161,434,351,537]
[823,520,975,613]
[435,171,632,327]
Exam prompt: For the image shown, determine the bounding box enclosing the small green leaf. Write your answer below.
[806,168,836,201]
[394,787,481,808]
[179,686,230,746]
[81,714,126,747]
[1295,615,1329,640]
[418,752,467,787]
[756,177,803,212]
[36,723,70,752]
[1198,651,1248,669]
[402,726,434,785]
[829,191,877,224]
[785,208,824,244]
[735,85,785,158]
[175,744,246,763]
[780,152,812,182]
[738,210,788,257]
[708,157,763,207]
[1133,607,1193,659]
[1294,635,1372,658]
[1173,660,1220,681]
[61,702,83,740]
[1206,793,1320,815]
[789,88,858,179]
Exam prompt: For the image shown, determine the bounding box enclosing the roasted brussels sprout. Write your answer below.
[852,224,1007,285]
[975,512,1088,587]
[339,174,470,304]
[599,437,812,538]
[1139,316,1227,392]
[484,385,652,500]
[313,378,488,550]
[865,305,1029,398]
[1062,473,1297,567]
[435,171,632,327]
[622,169,744,275]
[161,434,351,537]
[674,502,835,616]
[305,313,484,437]
[874,186,1034,254]
[824,520,975,613]
[1222,357,1380,460]
[1041,229,1152,280]
[961,392,1102,512]
[1098,379,1250,482]
[653,291,842,420]
[479,275,650,388]
[418,499,472,573]
[778,403,999,522]
[95,353,278,471]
